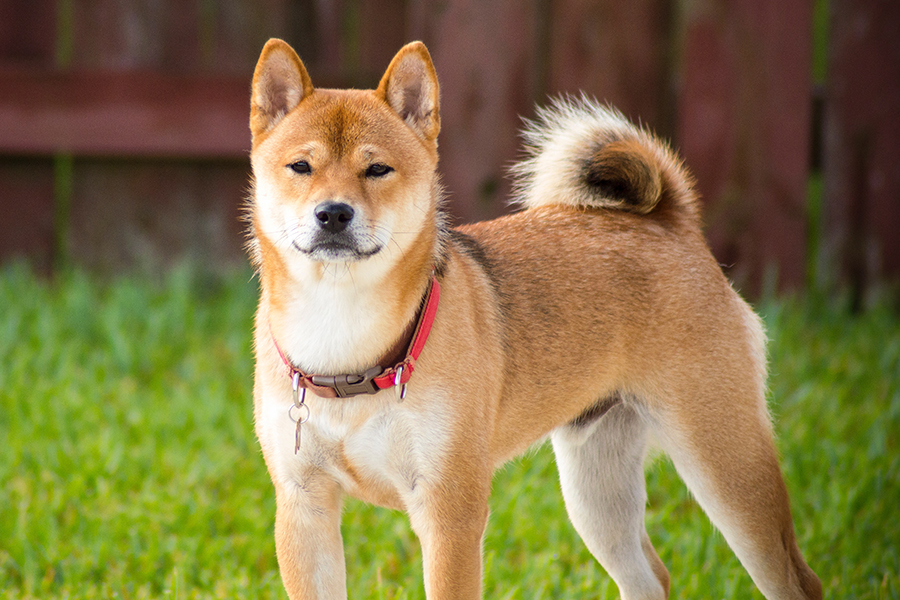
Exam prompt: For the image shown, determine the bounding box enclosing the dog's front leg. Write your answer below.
[274,478,347,600]
[408,469,491,599]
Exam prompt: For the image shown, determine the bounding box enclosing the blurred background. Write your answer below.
[0,0,897,302]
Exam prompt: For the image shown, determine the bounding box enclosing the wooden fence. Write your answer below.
[0,0,897,298]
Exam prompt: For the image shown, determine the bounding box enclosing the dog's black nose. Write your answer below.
[314,202,355,233]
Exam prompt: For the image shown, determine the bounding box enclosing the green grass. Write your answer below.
[1,264,898,599]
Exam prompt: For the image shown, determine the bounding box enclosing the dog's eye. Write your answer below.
[365,163,394,178]
[288,161,312,175]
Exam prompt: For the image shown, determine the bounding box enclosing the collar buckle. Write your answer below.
[310,366,383,398]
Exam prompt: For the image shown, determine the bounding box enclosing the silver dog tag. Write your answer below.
[289,372,309,454]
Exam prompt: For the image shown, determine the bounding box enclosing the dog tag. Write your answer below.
[290,402,309,454]
[289,403,309,454]
[289,372,309,454]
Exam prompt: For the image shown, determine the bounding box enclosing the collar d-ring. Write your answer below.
[289,371,309,422]
[394,365,407,402]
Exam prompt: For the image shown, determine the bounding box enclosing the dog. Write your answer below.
[246,38,821,600]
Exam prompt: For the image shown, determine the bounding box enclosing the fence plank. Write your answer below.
[0,0,57,267]
[206,0,290,75]
[66,159,248,272]
[357,0,408,83]
[0,159,55,271]
[0,69,250,158]
[823,0,900,301]
[0,0,56,63]
[546,0,673,135]
[407,0,540,223]
[67,0,190,69]
[678,0,812,294]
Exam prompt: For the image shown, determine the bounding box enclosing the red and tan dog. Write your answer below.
[247,39,821,600]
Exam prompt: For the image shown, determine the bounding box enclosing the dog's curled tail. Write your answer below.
[510,96,699,222]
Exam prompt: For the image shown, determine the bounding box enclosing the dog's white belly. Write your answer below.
[260,386,451,510]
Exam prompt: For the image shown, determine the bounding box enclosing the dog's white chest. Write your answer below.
[260,387,450,508]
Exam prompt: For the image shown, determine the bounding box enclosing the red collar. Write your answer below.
[270,275,441,399]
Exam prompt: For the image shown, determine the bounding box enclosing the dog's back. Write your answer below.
[450,98,819,600]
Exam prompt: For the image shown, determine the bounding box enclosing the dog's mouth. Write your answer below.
[292,239,383,261]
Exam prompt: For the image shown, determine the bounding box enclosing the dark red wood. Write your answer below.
[1,1,61,269]
[823,0,900,298]
[546,0,673,135]
[358,0,408,82]
[0,69,250,158]
[61,0,289,74]
[406,0,540,223]
[678,0,813,294]
[67,0,170,69]
[0,159,55,271]
[311,0,346,77]
[40,0,288,272]
[0,0,56,64]
[206,0,292,75]
[66,159,249,272]
[1,0,894,290]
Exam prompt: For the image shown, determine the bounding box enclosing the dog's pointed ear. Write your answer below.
[250,39,314,139]
[376,42,440,142]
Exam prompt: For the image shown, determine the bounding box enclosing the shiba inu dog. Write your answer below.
[246,38,821,600]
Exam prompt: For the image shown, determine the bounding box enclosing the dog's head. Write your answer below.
[248,40,442,284]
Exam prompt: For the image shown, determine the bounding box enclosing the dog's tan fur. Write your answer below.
[247,39,821,600]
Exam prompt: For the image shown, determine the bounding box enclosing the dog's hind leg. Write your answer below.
[652,388,822,600]
[551,399,669,600]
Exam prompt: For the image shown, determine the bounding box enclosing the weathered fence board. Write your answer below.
[0,0,55,63]
[823,0,900,304]
[0,159,55,271]
[0,69,249,158]
[679,0,812,293]
[406,0,541,222]
[66,159,248,272]
[545,0,674,136]
[0,0,56,269]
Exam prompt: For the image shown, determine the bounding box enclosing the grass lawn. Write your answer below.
[1,264,898,599]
